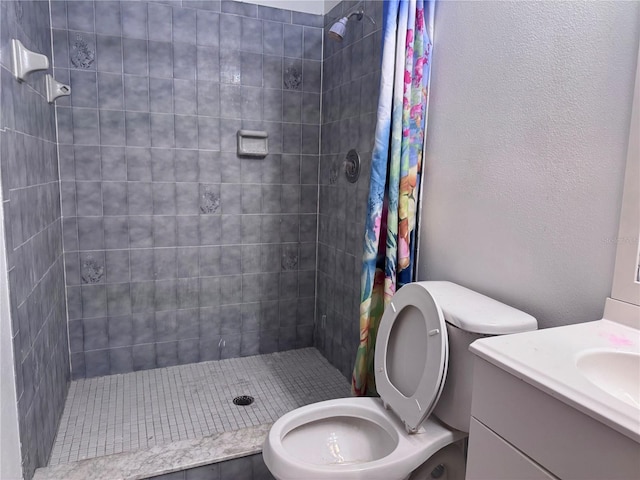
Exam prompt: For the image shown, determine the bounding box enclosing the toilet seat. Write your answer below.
[374,283,449,432]
[262,397,465,480]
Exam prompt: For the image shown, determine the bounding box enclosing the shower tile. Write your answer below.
[197,11,220,47]
[262,55,282,89]
[241,215,261,244]
[98,73,124,110]
[76,181,102,216]
[178,338,200,364]
[125,113,151,148]
[150,78,174,113]
[95,1,121,36]
[103,217,129,250]
[263,21,284,57]
[241,17,263,54]
[280,214,299,243]
[198,117,220,150]
[173,43,197,80]
[72,108,99,146]
[148,3,172,42]
[130,249,155,282]
[152,149,176,181]
[175,116,199,149]
[150,114,176,148]
[152,183,177,215]
[156,341,179,367]
[82,285,107,318]
[70,70,98,107]
[123,38,149,76]
[197,81,220,117]
[179,247,201,278]
[196,45,220,81]
[283,24,303,59]
[50,1,67,30]
[263,89,283,122]
[174,79,197,115]
[105,250,130,284]
[173,8,197,45]
[155,280,178,312]
[100,146,127,181]
[177,216,200,246]
[281,154,300,184]
[303,27,322,61]
[74,145,101,180]
[78,217,104,250]
[222,1,257,18]
[282,91,302,123]
[200,213,221,245]
[96,35,123,74]
[84,349,110,378]
[124,75,150,112]
[282,123,301,154]
[175,311,197,345]
[131,281,155,313]
[149,42,174,78]
[121,2,148,40]
[153,216,178,248]
[69,31,96,70]
[99,110,126,147]
[107,314,133,347]
[292,12,323,28]
[102,182,127,215]
[132,312,155,344]
[129,216,153,248]
[301,92,320,124]
[128,182,154,215]
[132,343,156,370]
[154,248,177,280]
[109,346,133,374]
[240,52,263,87]
[176,183,199,215]
[259,5,290,23]
[302,60,321,93]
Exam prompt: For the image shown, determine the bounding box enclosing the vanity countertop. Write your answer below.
[470,318,640,443]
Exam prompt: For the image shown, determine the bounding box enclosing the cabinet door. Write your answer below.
[466,418,557,480]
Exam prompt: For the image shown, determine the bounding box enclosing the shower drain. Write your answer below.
[233,395,254,406]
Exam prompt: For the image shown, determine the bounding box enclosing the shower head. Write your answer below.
[328,17,348,41]
[328,7,374,42]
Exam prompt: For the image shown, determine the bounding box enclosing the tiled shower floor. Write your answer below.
[49,348,350,466]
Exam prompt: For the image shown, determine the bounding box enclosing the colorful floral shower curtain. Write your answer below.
[352,0,434,396]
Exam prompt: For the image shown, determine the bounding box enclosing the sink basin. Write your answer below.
[576,350,640,409]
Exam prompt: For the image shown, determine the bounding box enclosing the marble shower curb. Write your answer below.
[33,423,272,480]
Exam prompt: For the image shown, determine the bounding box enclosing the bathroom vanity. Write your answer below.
[466,319,640,480]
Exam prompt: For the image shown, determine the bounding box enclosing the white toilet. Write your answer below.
[263,281,538,480]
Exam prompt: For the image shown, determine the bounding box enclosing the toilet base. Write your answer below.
[407,442,467,480]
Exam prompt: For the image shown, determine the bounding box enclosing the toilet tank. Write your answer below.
[421,282,537,433]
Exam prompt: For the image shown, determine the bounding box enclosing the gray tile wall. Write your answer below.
[146,453,275,480]
[315,0,383,379]
[0,1,70,478]
[53,0,323,379]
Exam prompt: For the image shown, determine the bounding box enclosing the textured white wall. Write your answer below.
[418,1,640,329]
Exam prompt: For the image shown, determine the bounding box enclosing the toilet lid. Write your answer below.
[374,283,448,432]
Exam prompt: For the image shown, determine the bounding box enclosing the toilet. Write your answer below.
[263,281,538,480]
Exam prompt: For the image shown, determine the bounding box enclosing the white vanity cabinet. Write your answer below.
[466,356,640,480]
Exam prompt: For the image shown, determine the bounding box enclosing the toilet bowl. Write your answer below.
[263,397,465,480]
[263,282,538,480]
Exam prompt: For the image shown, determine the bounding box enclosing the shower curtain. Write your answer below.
[352,0,434,396]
